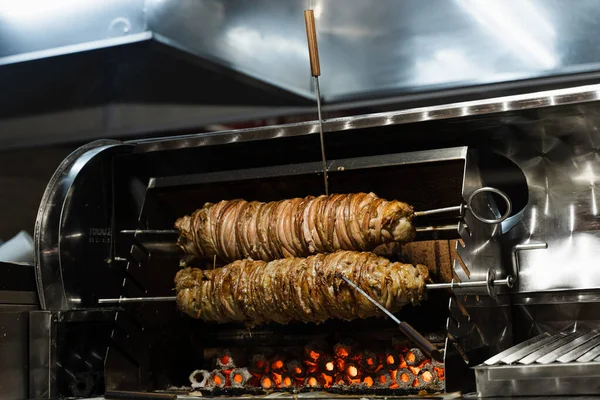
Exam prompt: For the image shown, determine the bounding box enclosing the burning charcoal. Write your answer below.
[333,372,346,386]
[405,348,425,366]
[270,355,286,373]
[433,363,445,382]
[362,375,375,388]
[303,359,318,374]
[260,375,274,390]
[230,368,252,387]
[375,371,393,388]
[417,369,435,388]
[320,356,336,375]
[287,360,304,377]
[280,374,294,389]
[345,362,362,382]
[396,369,415,389]
[250,355,268,374]
[384,348,400,370]
[304,341,326,362]
[334,357,345,372]
[272,372,283,388]
[189,369,211,389]
[305,374,321,389]
[333,341,355,359]
[319,372,334,388]
[210,370,226,388]
[216,349,235,369]
[361,351,379,373]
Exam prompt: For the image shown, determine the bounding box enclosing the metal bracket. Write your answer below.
[511,241,548,282]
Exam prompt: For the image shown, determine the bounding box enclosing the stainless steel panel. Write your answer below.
[131,83,600,153]
[557,335,600,363]
[147,0,600,102]
[0,305,37,400]
[519,332,583,365]
[475,362,600,397]
[29,311,57,399]
[537,331,600,364]
[483,333,550,366]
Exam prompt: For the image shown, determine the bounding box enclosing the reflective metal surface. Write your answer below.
[475,330,600,397]
[34,139,127,310]
[132,83,600,153]
[132,0,600,101]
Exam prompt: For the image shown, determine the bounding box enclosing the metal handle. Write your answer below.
[304,10,321,77]
[466,186,512,224]
[398,321,444,362]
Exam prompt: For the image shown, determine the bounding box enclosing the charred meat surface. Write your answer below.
[176,193,415,263]
[175,250,428,325]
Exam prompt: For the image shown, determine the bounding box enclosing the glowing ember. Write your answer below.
[282,376,292,387]
[335,348,349,358]
[272,360,284,370]
[386,355,395,365]
[320,373,333,388]
[422,371,433,382]
[363,376,374,387]
[309,350,320,361]
[399,372,410,383]
[346,364,359,378]
[233,374,243,383]
[325,361,335,372]
[306,376,319,387]
[272,373,282,387]
[221,355,230,365]
[406,351,416,364]
[335,358,346,372]
[261,376,273,389]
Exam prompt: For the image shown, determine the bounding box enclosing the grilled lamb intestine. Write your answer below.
[175,250,428,326]
[175,193,415,263]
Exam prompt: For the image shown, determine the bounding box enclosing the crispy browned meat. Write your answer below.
[175,193,415,263]
[175,250,428,326]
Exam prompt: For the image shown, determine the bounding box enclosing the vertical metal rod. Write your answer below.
[304,9,329,195]
[314,77,329,195]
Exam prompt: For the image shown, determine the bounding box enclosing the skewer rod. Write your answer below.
[98,277,511,304]
[120,230,178,235]
[98,296,176,304]
[416,223,460,233]
[414,205,463,217]
[426,277,512,290]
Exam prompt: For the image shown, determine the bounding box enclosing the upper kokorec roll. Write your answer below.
[175,250,428,326]
[175,193,415,263]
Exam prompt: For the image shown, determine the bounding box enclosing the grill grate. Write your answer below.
[483,330,600,366]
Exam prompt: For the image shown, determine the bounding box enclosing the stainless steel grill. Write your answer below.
[476,330,600,396]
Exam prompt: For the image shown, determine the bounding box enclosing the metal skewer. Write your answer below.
[335,272,444,362]
[304,9,329,196]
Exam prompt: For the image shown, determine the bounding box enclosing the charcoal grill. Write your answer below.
[28,82,600,399]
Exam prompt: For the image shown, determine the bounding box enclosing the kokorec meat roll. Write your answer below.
[175,193,415,263]
[175,250,428,326]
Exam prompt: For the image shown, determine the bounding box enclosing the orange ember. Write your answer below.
[282,376,292,387]
[320,373,333,388]
[294,367,303,375]
[233,374,243,383]
[336,348,350,358]
[213,375,222,386]
[255,360,265,369]
[434,366,445,380]
[386,355,395,365]
[406,352,416,364]
[363,376,374,387]
[307,377,318,387]
[347,365,359,377]
[409,366,420,375]
[378,375,388,384]
[398,354,408,368]
[366,357,374,366]
[261,377,272,389]
[220,355,230,365]
[412,378,419,387]
[422,371,433,382]
[309,350,320,361]
[272,373,282,387]
[400,372,410,383]
[325,361,335,372]
[272,360,284,370]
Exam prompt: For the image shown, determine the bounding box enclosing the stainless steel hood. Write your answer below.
[3,0,600,147]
